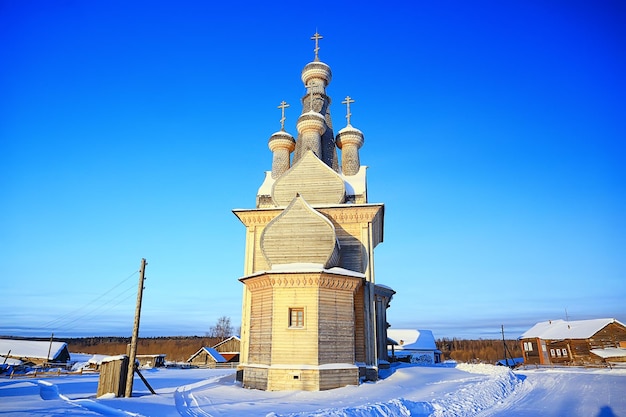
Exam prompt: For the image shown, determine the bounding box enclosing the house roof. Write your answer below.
[520,318,625,340]
[590,348,626,359]
[0,339,68,360]
[211,335,240,350]
[387,329,437,350]
[187,347,227,363]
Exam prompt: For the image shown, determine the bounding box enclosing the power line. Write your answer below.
[39,270,139,330]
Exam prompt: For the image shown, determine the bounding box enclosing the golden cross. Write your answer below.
[311,31,323,61]
[277,101,289,130]
[342,96,355,125]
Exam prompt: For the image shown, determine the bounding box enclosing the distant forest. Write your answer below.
[66,336,223,362]
[436,338,522,363]
[64,336,522,364]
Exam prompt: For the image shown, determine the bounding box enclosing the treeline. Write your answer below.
[65,336,522,364]
[66,336,224,362]
[436,338,522,363]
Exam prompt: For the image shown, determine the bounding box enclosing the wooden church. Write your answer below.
[233,33,394,391]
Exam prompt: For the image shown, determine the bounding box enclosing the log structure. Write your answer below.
[233,33,394,391]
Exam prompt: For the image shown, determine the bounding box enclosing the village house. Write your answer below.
[0,338,71,367]
[387,329,441,365]
[187,347,227,368]
[211,336,240,363]
[519,318,626,366]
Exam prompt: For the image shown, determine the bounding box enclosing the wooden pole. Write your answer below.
[46,333,54,366]
[501,325,510,367]
[125,258,147,398]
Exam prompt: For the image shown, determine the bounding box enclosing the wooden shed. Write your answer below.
[187,347,227,367]
[519,318,626,366]
[136,354,166,368]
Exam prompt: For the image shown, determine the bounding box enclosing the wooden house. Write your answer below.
[519,318,626,365]
[0,338,70,366]
[212,336,240,363]
[187,347,227,368]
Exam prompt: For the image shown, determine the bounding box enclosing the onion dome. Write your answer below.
[301,61,332,88]
[268,130,296,152]
[296,110,327,136]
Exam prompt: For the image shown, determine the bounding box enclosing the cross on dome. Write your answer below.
[342,96,355,125]
[277,100,289,130]
[311,31,323,61]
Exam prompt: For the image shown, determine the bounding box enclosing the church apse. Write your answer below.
[233,33,394,391]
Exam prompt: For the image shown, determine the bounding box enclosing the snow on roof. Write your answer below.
[590,348,626,359]
[520,318,625,340]
[241,263,366,280]
[0,339,68,360]
[212,335,240,350]
[202,347,227,363]
[388,329,437,351]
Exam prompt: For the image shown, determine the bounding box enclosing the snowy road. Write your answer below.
[482,368,626,417]
[1,364,625,416]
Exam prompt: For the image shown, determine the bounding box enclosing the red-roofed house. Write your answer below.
[519,318,626,365]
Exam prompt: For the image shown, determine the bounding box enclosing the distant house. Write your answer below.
[519,318,626,365]
[187,347,227,367]
[211,336,240,363]
[0,338,71,366]
[387,329,441,364]
[136,354,166,368]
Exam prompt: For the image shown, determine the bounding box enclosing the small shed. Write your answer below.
[187,347,227,367]
[387,329,441,364]
[0,338,71,366]
[519,318,626,365]
[211,336,240,363]
[136,354,166,368]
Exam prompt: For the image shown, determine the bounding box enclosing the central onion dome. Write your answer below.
[301,61,332,88]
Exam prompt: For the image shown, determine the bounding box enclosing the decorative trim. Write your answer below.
[242,272,362,292]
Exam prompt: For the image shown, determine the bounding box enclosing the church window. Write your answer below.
[289,308,304,328]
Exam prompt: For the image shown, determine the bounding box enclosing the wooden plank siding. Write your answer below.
[260,197,340,268]
[241,271,363,390]
[233,204,383,277]
[353,284,366,363]
[318,287,356,364]
[248,286,273,365]
[271,151,346,207]
[271,286,319,366]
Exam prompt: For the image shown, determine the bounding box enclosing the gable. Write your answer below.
[272,151,346,206]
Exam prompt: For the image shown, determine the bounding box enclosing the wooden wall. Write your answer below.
[248,286,273,365]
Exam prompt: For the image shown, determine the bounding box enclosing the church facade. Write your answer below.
[233,34,394,391]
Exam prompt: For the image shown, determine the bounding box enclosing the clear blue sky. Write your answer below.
[1,1,624,340]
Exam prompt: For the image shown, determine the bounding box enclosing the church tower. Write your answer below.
[233,33,394,391]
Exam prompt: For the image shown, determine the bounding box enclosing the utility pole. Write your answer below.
[125,258,147,398]
[501,325,510,367]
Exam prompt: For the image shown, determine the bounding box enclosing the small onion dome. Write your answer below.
[335,125,364,149]
[301,61,332,87]
[268,130,296,153]
[296,110,327,136]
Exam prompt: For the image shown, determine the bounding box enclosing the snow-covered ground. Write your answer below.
[1,362,625,416]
